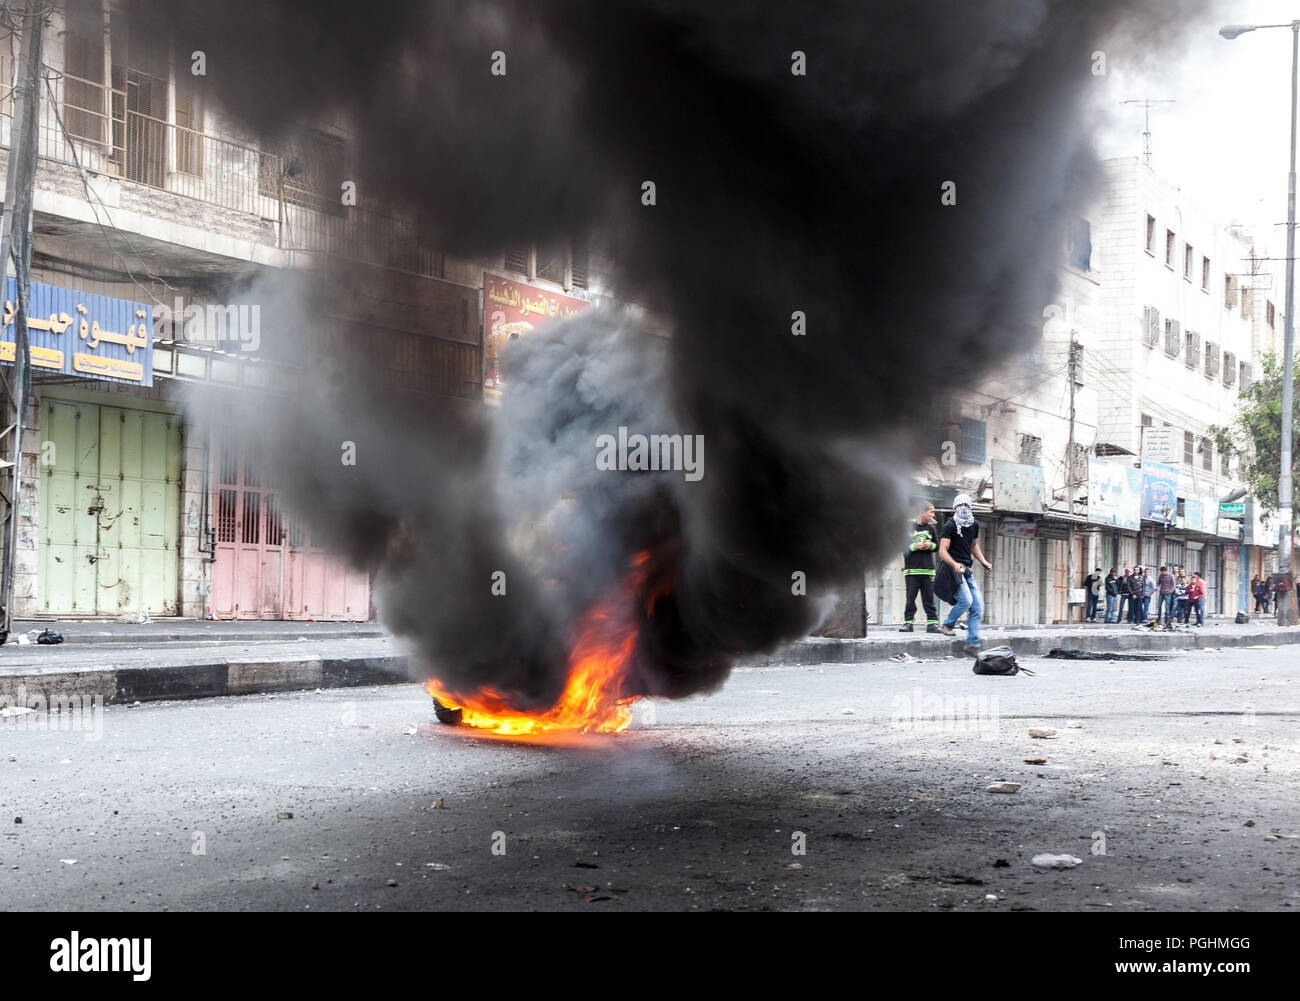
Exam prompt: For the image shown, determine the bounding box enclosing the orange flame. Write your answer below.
[426,552,651,736]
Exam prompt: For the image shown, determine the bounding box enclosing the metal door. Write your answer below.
[39,399,179,615]
[210,431,370,621]
[991,535,1038,624]
[1049,539,1069,623]
[1119,534,1137,571]
[1204,546,1220,614]
[211,437,284,619]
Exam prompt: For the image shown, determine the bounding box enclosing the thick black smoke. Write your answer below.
[143,1,1196,707]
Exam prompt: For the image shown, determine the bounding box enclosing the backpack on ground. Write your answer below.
[972,644,1035,676]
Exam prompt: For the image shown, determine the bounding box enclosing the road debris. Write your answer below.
[277,812,294,820]
[430,799,445,809]
[1067,721,1084,728]
[425,862,451,870]
[1045,648,1162,661]
[1031,853,1082,869]
[1023,757,1047,765]
[987,782,1021,794]
[1,706,33,717]
[1028,728,1057,739]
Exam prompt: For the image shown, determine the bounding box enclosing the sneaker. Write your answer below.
[940,625,955,636]
[926,624,941,634]
[962,644,981,656]
[898,623,913,632]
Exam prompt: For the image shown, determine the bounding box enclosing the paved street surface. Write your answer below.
[2,646,1297,911]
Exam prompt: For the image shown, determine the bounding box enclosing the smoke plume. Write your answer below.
[144,1,1195,707]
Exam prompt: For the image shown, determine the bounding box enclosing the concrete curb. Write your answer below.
[743,627,1300,666]
[0,654,411,705]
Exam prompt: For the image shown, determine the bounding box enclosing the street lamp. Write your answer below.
[1222,21,1300,626]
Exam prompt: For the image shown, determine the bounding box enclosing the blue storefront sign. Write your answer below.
[1140,460,1178,525]
[1,277,152,387]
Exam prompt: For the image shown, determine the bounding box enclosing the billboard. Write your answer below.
[483,273,590,405]
[1087,458,1141,530]
[1,277,152,386]
[991,459,1044,514]
[1140,461,1178,524]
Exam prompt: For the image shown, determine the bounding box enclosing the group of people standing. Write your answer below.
[1082,565,1204,628]
[1252,575,1277,613]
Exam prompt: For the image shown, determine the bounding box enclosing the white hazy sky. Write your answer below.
[1092,0,1300,276]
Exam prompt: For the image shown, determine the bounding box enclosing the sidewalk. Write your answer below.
[0,619,406,705]
[2,615,1297,706]
[748,617,1300,666]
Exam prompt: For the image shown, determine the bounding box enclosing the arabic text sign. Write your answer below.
[483,273,589,404]
[1087,458,1141,530]
[1,278,152,386]
[1140,460,1178,524]
[1141,426,1180,464]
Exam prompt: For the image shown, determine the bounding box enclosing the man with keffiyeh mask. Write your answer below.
[937,492,993,654]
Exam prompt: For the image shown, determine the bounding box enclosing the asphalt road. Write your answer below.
[2,646,1298,911]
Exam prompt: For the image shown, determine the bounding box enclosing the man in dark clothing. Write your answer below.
[1156,565,1176,627]
[1116,568,1132,622]
[1103,568,1119,622]
[937,492,992,655]
[1126,566,1145,623]
[899,502,941,633]
[1083,567,1103,622]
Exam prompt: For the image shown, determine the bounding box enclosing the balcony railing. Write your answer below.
[0,65,447,281]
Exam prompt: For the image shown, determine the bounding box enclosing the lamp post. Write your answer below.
[1221,22,1299,625]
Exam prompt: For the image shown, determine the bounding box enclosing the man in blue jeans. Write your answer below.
[937,493,993,655]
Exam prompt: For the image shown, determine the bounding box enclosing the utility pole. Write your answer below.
[1281,25,1300,626]
[0,2,45,643]
[1066,338,1080,619]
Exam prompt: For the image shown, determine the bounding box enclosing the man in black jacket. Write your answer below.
[1103,568,1119,622]
[900,501,941,633]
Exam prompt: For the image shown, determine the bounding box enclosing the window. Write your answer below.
[1201,437,1213,473]
[535,241,568,285]
[1241,285,1252,318]
[1140,413,1153,428]
[1185,330,1200,370]
[257,129,346,216]
[1184,244,1193,280]
[63,0,105,144]
[1268,300,1276,328]
[1225,274,1237,309]
[503,247,529,275]
[959,418,986,463]
[1205,341,1220,380]
[1202,256,1211,291]
[1241,361,1252,391]
[570,237,589,290]
[1221,449,1231,477]
[1069,218,1091,270]
[1166,230,1176,267]
[1223,350,1236,387]
[1142,305,1160,348]
[1164,318,1180,357]
[1018,433,1043,466]
[1145,214,1156,255]
[1184,430,1194,465]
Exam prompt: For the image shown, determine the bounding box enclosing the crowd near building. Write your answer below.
[0,0,612,622]
[868,156,1283,627]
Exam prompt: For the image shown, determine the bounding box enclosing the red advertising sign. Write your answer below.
[483,272,590,404]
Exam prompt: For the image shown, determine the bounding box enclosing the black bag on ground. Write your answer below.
[972,644,1034,676]
[36,628,63,645]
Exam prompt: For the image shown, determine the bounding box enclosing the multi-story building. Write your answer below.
[0,1,608,623]
[868,156,1277,627]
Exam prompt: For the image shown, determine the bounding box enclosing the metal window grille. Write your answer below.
[1164,318,1180,357]
[1205,342,1220,380]
[1223,351,1236,387]
[1185,331,1200,369]
[1142,305,1160,348]
[1018,433,1042,465]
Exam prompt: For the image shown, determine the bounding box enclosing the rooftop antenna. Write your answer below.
[1120,98,1176,166]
